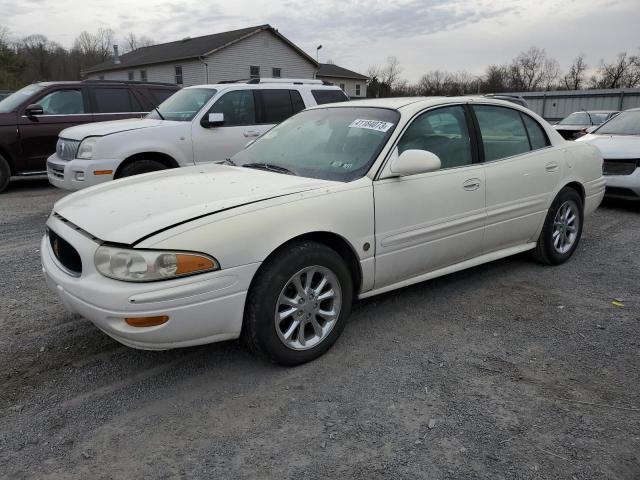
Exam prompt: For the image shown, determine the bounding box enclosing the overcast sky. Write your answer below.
[2,0,638,81]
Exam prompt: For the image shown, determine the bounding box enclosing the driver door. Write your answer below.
[373,105,486,289]
[192,89,269,163]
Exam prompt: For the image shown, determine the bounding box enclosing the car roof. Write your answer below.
[185,82,341,90]
[569,110,619,114]
[307,96,530,114]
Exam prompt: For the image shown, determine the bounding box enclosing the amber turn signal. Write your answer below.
[93,170,113,175]
[175,254,216,275]
[125,315,169,327]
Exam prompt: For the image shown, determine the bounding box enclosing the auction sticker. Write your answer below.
[348,119,394,132]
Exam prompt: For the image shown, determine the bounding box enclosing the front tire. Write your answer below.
[534,187,584,265]
[242,241,353,366]
[0,154,11,193]
[116,159,167,178]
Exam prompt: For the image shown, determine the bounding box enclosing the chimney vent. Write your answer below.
[113,45,120,64]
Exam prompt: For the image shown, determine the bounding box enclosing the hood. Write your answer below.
[60,118,166,140]
[53,163,336,244]
[577,134,640,158]
[0,112,16,126]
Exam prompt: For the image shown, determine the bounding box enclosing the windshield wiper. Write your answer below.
[242,163,296,175]
[218,158,236,166]
[153,107,165,120]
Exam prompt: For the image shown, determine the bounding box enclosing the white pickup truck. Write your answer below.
[47,79,348,190]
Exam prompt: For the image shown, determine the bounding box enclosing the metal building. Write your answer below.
[504,88,640,122]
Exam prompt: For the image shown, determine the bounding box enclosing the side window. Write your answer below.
[473,105,530,161]
[37,89,85,115]
[209,90,256,126]
[397,105,472,169]
[290,90,305,114]
[256,89,293,124]
[93,88,141,113]
[311,89,349,105]
[521,114,549,150]
[149,88,175,106]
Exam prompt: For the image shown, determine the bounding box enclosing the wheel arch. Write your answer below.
[114,152,179,178]
[0,145,14,175]
[250,231,363,297]
[562,181,585,203]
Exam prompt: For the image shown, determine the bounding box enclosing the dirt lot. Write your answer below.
[0,178,639,480]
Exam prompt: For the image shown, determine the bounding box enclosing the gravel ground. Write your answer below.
[1,178,639,480]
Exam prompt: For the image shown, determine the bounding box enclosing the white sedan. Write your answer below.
[42,97,605,365]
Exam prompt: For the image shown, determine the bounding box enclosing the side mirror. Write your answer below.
[201,112,224,128]
[389,149,441,177]
[25,104,44,117]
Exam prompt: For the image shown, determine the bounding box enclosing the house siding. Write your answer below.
[317,76,366,98]
[86,30,316,86]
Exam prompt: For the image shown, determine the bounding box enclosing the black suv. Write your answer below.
[0,80,179,192]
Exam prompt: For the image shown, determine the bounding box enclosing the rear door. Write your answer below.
[471,104,560,253]
[17,86,92,171]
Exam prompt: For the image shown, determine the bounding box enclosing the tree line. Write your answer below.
[367,47,640,97]
[0,24,154,90]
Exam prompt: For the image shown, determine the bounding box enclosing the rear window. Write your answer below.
[92,88,142,113]
[311,89,349,105]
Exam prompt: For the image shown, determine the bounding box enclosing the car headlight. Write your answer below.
[77,137,100,160]
[94,245,219,282]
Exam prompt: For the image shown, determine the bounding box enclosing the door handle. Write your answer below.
[243,130,260,138]
[463,178,481,191]
[545,161,559,172]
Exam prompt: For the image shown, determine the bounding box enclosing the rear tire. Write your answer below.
[242,241,353,366]
[534,187,584,265]
[116,159,167,178]
[0,154,10,193]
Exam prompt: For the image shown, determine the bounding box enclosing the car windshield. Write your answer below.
[559,112,591,125]
[146,88,216,121]
[595,111,640,135]
[0,84,45,113]
[589,113,611,125]
[231,107,399,182]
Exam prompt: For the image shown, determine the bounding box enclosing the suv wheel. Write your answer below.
[242,241,353,365]
[117,160,167,178]
[0,154,10,193]
[534,187,584,265]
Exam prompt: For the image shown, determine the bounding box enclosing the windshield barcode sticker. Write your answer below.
[349,119,394,132]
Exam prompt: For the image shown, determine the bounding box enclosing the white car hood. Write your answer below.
[53,164,335,244]
[577,134,640,158]
[59,118,166,140]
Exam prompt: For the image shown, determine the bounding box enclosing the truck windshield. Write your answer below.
[0,84,45,113]
[146,88,217,121]
[231,107,399,182]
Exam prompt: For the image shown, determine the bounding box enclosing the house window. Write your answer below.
[250,66,260,79]
[140,70,147,82]
[99,75,105,80]
[174,66,183,85]
[339,83,345,91]
[355,84,361,96]
[272,68,281,78]
[128,71,134,81]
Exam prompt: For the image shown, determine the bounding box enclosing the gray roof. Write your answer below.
[317,63,368,81]
[84,24,317,74]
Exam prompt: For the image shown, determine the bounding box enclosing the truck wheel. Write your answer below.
[0,154,10,193]
[116,160,167,179]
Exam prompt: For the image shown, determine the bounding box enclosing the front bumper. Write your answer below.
[604,167,640,200]
[47,153,120,191]
[41,214,260,350]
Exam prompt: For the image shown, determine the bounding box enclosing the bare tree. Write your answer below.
[123,32,155,53]
[509,46,559,91]
[380,56,402,88]
[482,64,510,93]
[594,52,640,88]
[73,28,115,63]
[563,55,588,90]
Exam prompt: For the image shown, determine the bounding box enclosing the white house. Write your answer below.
[316,63,368,98]
[83,25,318,85]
